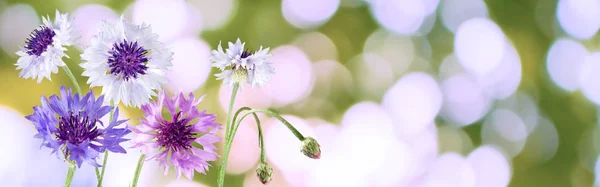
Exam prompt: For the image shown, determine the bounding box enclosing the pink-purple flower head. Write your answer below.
[25,86,131,168]
[130,90,221,180]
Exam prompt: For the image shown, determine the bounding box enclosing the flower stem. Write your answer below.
[229,107,265,162]
[257,115,266,163]
[95,167,100,182]
[131,154,146,187]
[64,163,76,187]
[218,108,263,187]
[97,108,115,187]
[60,65,82,94]
[217,83,239,187]
[96,150,108,187]
[225,84,240,140]
[238,109,305,141]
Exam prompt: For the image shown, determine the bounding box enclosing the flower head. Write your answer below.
[300,137,321,159]
[130,90,221,180]
[211,38,274,89]
[256,162,273,185]
[25,86,131,167]
[15,10,79,83]
[81,17,173,107]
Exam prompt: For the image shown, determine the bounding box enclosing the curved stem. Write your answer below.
[217,107,266,187]
[238,109,305,141]
[131,154,146,187]
[60,65,82,94]
[256,114,266,163]
[217,83,240,187]
[228,107,265,161]
[64,163,76,187]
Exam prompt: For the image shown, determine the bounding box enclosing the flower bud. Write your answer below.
[256,162,273,185]
[300,137,321,159]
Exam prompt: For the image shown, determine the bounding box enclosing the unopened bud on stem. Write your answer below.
[301,137,321,159]
[256,162,273,185]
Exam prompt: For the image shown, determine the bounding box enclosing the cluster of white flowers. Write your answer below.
[16,10,274,107]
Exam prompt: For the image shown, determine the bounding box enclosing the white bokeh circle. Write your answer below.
[166,38,211,93]
[0,4,39,55]
[467,145,512,187]
[579,52,600,105]
[546,38,587,92]
[556,0,600,39]
[441,73,492,126]
[455,17,507,78]
[382,72,443,136]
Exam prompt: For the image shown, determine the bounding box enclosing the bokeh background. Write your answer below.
[1,0,600,186]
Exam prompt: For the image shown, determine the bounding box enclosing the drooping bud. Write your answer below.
[231,66,249,84]
[300,137,321,159]
[256,162,273,185]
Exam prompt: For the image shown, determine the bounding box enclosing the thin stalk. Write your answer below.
[131,154,146,187]
[97,108,115,187]
[225,84,240,140]
[96,151,108,187]
[219,108,263,187]
[237,109,305,141]
[60,65,82,94]
[228,107,264,160]
[64,163,76,187]
[256,114,266,163]
[217,83,239,187]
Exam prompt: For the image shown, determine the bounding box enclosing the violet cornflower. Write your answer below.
[130,90,221,180]
[26,86,131,167]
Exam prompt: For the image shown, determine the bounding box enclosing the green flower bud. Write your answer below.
[301,137,321,159]
[256,162,273,185]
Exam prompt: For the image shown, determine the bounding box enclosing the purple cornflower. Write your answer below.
[26,86,131,167]
[130,90,221,180]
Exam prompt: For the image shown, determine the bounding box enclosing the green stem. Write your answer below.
[218,108,263,187]
[225,83,240,139]
[228,107,265,161]
[238,109,305,141]
[256,114,266,163]
[96,151,108,187]
[64,163,76,187]
[97,108,115,187]
[60,65,82,94]
[217,84,240,187]
[131,154,146,187]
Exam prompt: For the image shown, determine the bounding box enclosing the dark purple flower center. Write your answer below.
[240,49,253,59]
[56,112,103,145]
[25,26,55,56]
[156,111,195,152]
[107,40,149,81]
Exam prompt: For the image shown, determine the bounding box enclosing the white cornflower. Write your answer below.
[15,10,78,83]
[80,17,173,107]
[210,38,274,89]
